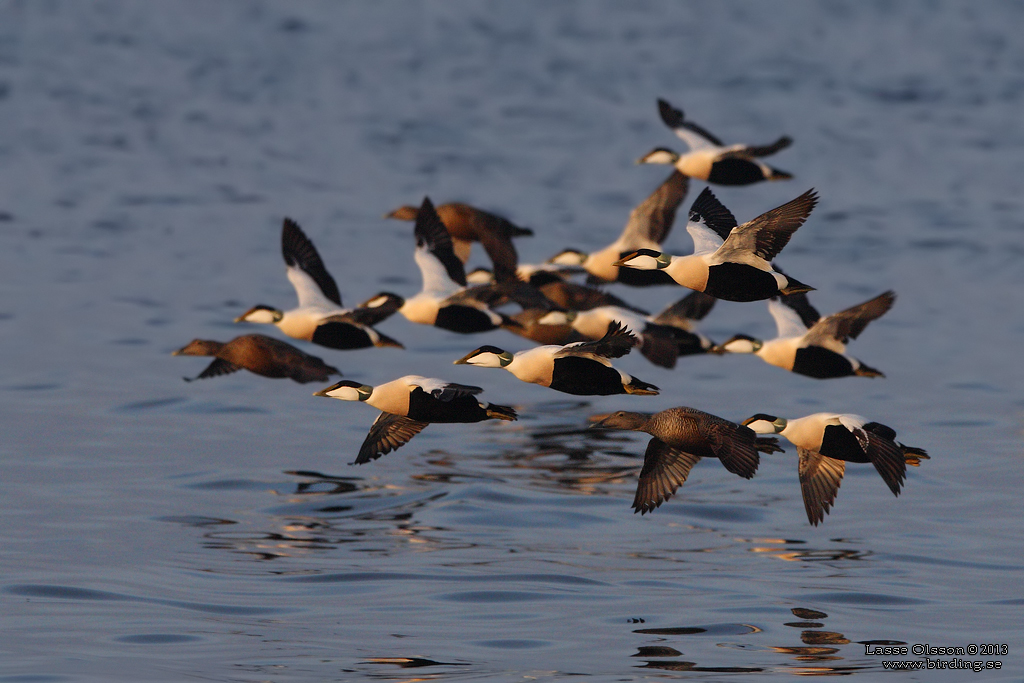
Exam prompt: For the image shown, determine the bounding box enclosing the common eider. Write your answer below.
[454,321,659,396]
[396,197,520,334]
[592,408,783,514]
[614,187,817,302]
[546,170,689,286]
[743,413,928,525]
[637,98,793,186]
[173,334,340,384]
[714,289,895,379]
[235,219,403,350]
[386,201,532,282]
[315,375,517,464]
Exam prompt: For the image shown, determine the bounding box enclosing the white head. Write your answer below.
[712,334,764,355]
[742,414,788,434]
[546,249,589,267]
[537,310,577,326]
[454,345,515,368]
[613,249,672,271]
[637,147,680,165]
[314,380,373,401]
[235,305,283,324]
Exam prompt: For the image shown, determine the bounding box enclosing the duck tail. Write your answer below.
[768,167,793,181]
[499,313,524,330]
[854,362,885,378]
[901,444,930,467]
[485,403,518,421]
[756,436,784,454]
[623,377,660,395]
[374,332,405,349]
[779,273,814,296]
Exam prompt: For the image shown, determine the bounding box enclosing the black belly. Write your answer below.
[435,305,499,333]
[705,263,779,302]
[820,424,870,463]
[792,346,856,379]
[311,321,374,349]
[614,267,678,287]
[549,356,626,395]
[407,389,488,423]
[707,158,766,186]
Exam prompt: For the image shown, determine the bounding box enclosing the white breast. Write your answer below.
[664,255,709,290]
[506,347,557,386]
[365,378,414,415]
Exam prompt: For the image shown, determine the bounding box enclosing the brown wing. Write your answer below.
[865,431,907,497]
[807,291,895,345]
[620,170,689,247]
[354,413,429,465]
[652,290,718,326]
[740,189,818,261]
[702,421,760,479]
[189,358,242,381]
[633,438,702,515]
[798,447,845,526]
[738,136,793,158]
[557,320,638,360]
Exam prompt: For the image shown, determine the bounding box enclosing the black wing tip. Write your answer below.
[657,98,684,128]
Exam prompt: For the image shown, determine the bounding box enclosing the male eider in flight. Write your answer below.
[235,218,403,350]
[385,201,532,282]
[546,170,689,286]
[315,376,517,464]
[173,334,340,384]
[613,187,817,302]
[537,291,717,369]
[454,321,659,396]
[592,407,784,514]
[743,413,928,526]
[713,289,895,379]
[394,197,520,334]
[637,98,793,186]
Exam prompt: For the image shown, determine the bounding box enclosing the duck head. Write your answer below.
[711,334,763,355]
[172,339,222,356]
[637,147,680,165]
[742,414,788,434]
[454,346,514,368]
[235,305,283,324]
[591,410,653,431]
[613,249,672,271]
[314,380,373,402]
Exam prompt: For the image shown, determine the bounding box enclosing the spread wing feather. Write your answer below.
[414,197,468,288]
[282,218,342,307]
[798,447,845,526]
[354,413,429,464]
[632,438,702,514]
[805,291,895,345]
[620,170,689,248]
[557,321,637,360]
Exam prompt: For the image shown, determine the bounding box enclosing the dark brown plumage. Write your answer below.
[173,334,340,383]
[593,407,782,514]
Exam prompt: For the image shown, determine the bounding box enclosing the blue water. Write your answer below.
[2,1,1023,680]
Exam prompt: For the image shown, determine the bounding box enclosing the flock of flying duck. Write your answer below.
[174,98,927,526]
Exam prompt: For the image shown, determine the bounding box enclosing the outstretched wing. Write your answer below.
[414,197,468,290]
[767,297,812,340]
[354,413,429,464]
[735,136,793,158]
[805,291,896,345]
[798,447,845,526]
[187,358,242,381]
[282,218,343,307]
[657,98,723,149]
[619,170,689,248]
[718,189,818,262]
[411,377,484,401]
[702,421,760,479]
[686,187,737,255]
[652,290,718,327]
[557,320,637,360]
[865,431,907,497]
[633,438,702,514]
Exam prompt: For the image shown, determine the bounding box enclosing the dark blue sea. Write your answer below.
[1,1,1022,680]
